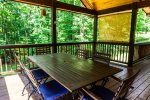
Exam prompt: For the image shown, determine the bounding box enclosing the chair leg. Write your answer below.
[28,89,36,100]
[22,81,30,96]
[43,78,48,83]
[101,78,109,87]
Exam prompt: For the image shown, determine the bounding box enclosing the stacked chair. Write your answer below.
[92,52,111,86]
[76,49,90,59]
[92,52,111,66]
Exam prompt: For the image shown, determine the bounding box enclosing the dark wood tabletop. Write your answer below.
[28,53,122,92]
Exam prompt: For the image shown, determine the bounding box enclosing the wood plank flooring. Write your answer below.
[0,59,150,100]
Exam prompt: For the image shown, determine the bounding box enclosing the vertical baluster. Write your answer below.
[31,47,34,55]
[71,45,73,55]
[9,49,12,71]
[28,47,30,68]
[110,44,114,60]
[14,48,18,71]
[114,45,117,60]
[73,45,75,55]
[126,46,129,63]
[61,45,62,53]
[122,46,125,63]
[110,44,112,60]
[98,43,100,52]
[57,45,59,53]
[0,49,3,73]
[23,48,26,65]
[117,45,119,62]
[119,45,121,62]
[4,49,7,72]
[50,45,52,54]
[103,44,105,53]
[119,45,122,62]
[97,43,99,52]
[107,44,109,54]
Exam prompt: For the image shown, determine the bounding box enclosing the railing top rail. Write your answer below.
[0,41,130,49]
[134,42,150,46]
[0,43,53,49]
[57,42,94,45]
[97,41,129,45]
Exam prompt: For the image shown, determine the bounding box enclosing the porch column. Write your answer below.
[52,0,57,53]
[93,15,98,55]
[128,3,138,67]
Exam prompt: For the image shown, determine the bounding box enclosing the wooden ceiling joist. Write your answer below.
[98,0,150,15]
[13,0,150,15]
[56,2,96,15]
[14,0,52,8]
[13,0,96,15]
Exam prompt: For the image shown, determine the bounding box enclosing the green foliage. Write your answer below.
[135,36,149,43]
[57,10,93,43]
[0,0,93,45]
[135,9,150,43]
[57,0,84,7]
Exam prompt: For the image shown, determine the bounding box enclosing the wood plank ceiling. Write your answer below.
[81,0,141,10]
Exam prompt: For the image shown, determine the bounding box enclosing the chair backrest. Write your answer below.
[14,53,25,71]
[92,52,111,65]
[76,49,89,59]
[113,69,140,100]
[24,66,39,89]
[36,46,50,55]
[15,52,40,91]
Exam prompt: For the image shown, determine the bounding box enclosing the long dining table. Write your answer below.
[28,53,122,92]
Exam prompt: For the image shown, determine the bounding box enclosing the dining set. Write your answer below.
[14,49,140,100]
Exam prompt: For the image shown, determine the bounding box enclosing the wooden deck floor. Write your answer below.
[0,59,150,100]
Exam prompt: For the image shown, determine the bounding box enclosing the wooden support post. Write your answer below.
[93,15,98,55]
[128,3,138,67]
[52,0,57,53]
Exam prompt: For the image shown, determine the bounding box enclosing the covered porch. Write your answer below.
[1,0,150,100]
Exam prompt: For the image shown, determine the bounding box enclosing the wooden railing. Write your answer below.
[134,42,150,63]
[0,44,52,74]
[57,42,93,57]
[96,42,129,64]
[0,42,129,74]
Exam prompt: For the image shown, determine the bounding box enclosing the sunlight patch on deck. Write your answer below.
[4,75,33,100]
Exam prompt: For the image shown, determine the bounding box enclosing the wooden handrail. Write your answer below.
[0,44,52,49]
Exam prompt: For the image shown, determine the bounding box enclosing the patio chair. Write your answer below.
[36,46,51,55]
[76,49,90,59]
[23,66,71,100]
[81,69,140,100]
[14,53,50,95]
[92,52,111,66]
[92,52,111,86]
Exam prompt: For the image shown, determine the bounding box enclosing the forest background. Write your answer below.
[0,0,150,45]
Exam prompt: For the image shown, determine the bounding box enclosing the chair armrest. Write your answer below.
[82,88,102,100]
[110,75,122,82]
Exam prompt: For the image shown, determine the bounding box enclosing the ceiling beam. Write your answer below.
[13,0,96,15]
[138,0,150,8]
[14,0,52,8]
[98,4,132,15]
[98,0,150,15]
[56,1,96,15]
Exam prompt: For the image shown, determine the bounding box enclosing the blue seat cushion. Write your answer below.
[82,95,94,100]
[39,80,69,100]
[90,86,115,100]
[31,69,49,80]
